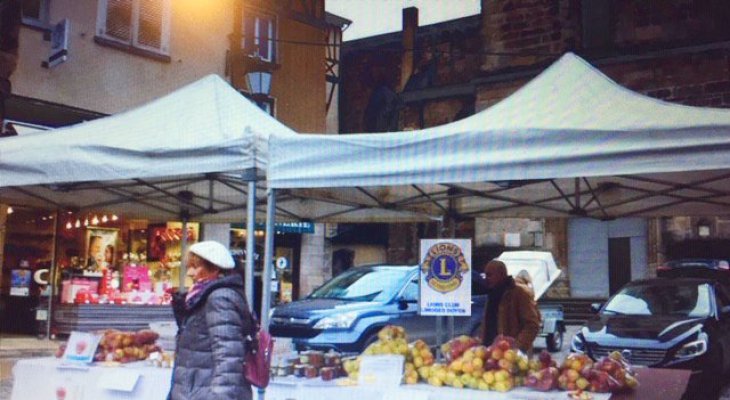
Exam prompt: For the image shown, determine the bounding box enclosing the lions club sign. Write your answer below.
[419,239,472,316]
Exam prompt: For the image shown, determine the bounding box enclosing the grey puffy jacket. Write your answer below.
[168,274,254,400]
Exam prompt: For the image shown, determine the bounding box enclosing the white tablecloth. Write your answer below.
[12,358,172,400]
[264,378,612,400]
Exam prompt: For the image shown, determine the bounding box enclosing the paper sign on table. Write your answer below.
[97,368,141,392]
[61,331,102,364]
[357,355,404,388]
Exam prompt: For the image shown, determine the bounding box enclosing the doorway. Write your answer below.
[608,237,631,295]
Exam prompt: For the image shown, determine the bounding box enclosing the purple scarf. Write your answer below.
[185,278,219,309]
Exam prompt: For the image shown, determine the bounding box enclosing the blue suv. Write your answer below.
[269,264,487,352]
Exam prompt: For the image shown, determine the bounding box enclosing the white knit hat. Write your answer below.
[188,241,235,270]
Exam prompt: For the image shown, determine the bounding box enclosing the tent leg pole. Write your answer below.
[261,188,276,330]
[46,210,59,339]
[245,181,256,310]
[180,218,189,286]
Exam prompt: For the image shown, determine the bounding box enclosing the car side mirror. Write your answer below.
[397,298,409,310]
[590,303,603,313]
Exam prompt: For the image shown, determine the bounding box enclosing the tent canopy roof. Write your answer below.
[0,75,295,223]
[0,74,295,188]
[266,53,730,221]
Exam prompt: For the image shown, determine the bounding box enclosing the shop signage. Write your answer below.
[258,221,315,234]
[10,269,31,297]
[235,221,315,234]
[418,239,472,316]
[276,256,289,270]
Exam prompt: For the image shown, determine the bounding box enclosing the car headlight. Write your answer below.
[313,312,358,329]
[675,333,708,359]
[571,334,585,353]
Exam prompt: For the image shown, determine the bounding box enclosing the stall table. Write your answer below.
[12,358,691,400]
[265,367,691,400]
[11,357,171,400]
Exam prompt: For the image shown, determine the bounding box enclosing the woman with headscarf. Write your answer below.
[168,241,254,400]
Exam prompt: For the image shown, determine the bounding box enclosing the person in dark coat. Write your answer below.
[479,260,541,354]
[169,241,254,400]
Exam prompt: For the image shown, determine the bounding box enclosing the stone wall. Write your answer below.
[298,223,331,298]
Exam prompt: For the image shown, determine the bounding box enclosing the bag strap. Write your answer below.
[231,289,260,340]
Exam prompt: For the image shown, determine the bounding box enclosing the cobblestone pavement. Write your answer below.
[1,330,729,399]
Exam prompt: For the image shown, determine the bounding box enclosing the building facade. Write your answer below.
[338,0,730,298]
[0,0,346,333]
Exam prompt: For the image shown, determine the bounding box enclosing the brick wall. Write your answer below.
[600,52,730,108]
[387,223,418,264]
[480,0,580,72]
[340,47,403,133]
[611,0,730,49]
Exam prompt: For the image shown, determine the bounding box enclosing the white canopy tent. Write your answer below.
[0,74,298,310]
[268,53,730,222]
[262,52,730,327]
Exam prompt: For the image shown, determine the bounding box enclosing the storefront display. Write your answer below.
[0,206,204,334]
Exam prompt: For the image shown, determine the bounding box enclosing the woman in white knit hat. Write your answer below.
[168,240,254,400]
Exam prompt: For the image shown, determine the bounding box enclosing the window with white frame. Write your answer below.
[241,10,276,62]
[96,0,171,56]
[21,0,50,27]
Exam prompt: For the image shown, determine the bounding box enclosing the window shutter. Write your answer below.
[135,0,163,50]
[105,0,133,42]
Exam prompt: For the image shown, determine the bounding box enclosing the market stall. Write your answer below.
[0,74,297,334]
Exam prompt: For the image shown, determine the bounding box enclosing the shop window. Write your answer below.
[21,0,49,28]
[95,0,171,59]
[242,10,276,63]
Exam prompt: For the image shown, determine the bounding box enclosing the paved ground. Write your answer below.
[1,328,728,399]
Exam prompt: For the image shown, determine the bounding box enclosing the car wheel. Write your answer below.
[546,331,563,353]
[360,331,379,351]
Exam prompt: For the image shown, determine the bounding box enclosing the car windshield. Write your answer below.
[603,282,712,317]
[308,266,412,302]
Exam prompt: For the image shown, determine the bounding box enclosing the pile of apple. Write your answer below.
[422,335,532,392]
[439,335,480,362]
[344,325,435,384]
[406,339,435,383]
[557,352,638,393]
[524,351,560,391]
[55,329,161,363]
